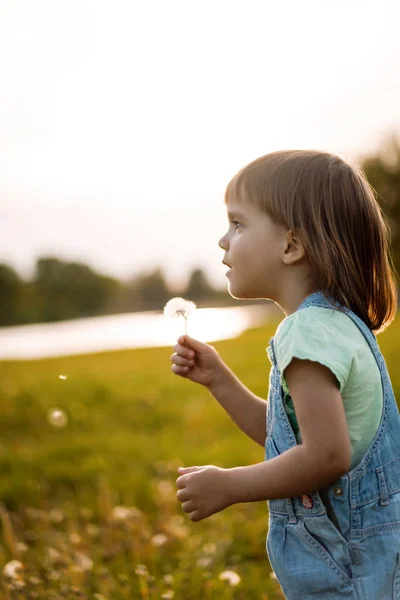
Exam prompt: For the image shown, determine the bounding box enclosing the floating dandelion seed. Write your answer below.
[47,409,68,428]
[59,374,68,380]
[219,570,241,586]
[163,297,196,335]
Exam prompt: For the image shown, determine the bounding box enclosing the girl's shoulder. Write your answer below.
[273,306,367,392]
[275,305,361,344]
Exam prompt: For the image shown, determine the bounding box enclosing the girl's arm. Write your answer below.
[206,362,267,447]
[177,359,352,521]
[229,358,351,501]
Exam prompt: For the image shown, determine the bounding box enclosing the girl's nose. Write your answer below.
[218,234,228,250]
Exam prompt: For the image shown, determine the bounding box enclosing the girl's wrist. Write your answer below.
[206,361,232,395]
[225,466,250,505]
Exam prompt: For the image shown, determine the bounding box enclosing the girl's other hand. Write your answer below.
[170,335,223,388]
[176,465,234,521]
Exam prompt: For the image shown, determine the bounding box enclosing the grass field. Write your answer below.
[0,315,399,599]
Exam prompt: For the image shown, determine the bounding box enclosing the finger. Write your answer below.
[170,353,195,367]
[182,500,196,513]
[173,344,195,359]
[176,489,190,502]
[171,364,190,376]
[178,466,202,474]
[179,335,206,353]
[189,510,202,522]
[176,475,187,489]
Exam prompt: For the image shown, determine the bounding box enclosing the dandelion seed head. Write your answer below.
[219,569,241,586]
[163,574,174,584]
[163,297,197,319]
[151,533,168,547]
[3,560,24,580]
[135,564,149,577]
[110,505,141,521]
[75,552,93,571]
[161,591,174,599]
[59,374,68,380]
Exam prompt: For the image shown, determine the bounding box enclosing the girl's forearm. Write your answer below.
[227,444,348,503]
[206,363,267,447]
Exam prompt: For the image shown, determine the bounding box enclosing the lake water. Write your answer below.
[0,303,281,360]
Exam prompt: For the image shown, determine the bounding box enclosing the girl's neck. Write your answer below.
[276,279,318,317]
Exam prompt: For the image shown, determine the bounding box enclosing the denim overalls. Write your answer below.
[265,291,400,599]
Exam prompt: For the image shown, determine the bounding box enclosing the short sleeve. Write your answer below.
[274,307,354,394]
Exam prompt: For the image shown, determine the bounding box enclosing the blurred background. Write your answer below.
[1,0,400,336]
[1,1,400,598]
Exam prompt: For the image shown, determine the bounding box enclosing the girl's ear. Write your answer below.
[282,230,306,265]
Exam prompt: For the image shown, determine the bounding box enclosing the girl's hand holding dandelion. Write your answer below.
[164,297,226,388]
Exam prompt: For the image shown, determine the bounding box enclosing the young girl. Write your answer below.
[171,149,400,599]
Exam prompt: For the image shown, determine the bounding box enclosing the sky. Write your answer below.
[1,0,400,292]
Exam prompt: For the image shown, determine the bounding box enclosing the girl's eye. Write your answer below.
[230,220,240,230]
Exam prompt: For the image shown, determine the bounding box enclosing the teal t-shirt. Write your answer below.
[271,306,383,470]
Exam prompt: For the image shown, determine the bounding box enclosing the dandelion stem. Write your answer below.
[184,315,188,335]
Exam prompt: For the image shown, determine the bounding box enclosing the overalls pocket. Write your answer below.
[297,515,354,586]
[265,435,281,460]
[393,552,400,599]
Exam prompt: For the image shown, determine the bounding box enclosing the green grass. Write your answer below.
[0,315,399,599]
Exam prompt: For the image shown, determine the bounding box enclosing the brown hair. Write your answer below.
[225,149,398,333]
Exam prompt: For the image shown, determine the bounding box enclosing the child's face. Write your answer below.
[218,199,288,301]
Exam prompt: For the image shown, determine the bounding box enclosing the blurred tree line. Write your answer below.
[1,135,400,327]
[0,260,238,327]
